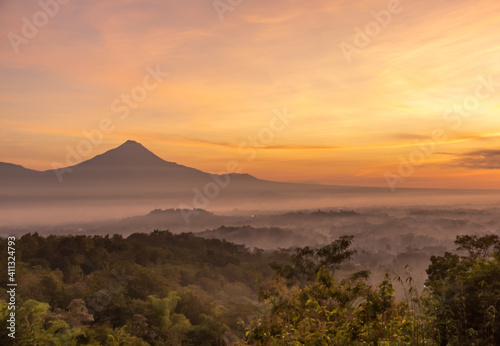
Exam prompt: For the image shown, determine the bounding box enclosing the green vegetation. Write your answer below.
[0,231,277,345]
[425,234,500,345]
[1,231,499,345]
[241,236,420,345]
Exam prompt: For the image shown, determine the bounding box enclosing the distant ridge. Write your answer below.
[0,140,270,194]
[1,140,497,227]
[0,162,40,178]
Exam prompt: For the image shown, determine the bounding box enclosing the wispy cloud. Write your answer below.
[1,0,500,187]
[453,149,500,170]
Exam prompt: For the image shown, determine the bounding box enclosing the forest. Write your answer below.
[0,231,499,345]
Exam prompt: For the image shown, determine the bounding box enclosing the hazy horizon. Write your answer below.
[2,139,500,227]
[5,139,500,190]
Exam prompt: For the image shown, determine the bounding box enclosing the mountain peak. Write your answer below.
[112,139,150,152]
[117,140,146,150]
[77,140,171,168]
[123,139,140,145]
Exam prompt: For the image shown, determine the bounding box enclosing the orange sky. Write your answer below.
[1,0,500,189]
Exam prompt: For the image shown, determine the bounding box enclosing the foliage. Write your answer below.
[1,231,500,345]
[242,237,422,345]
[425,234,500,345]
[0,231,277,345]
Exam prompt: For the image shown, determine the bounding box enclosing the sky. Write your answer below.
[1,0,500,189]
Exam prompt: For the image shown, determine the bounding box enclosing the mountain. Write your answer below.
[0,140,326,205]
[76,140,180,168]
[0,162,41,179]
[0,140,496,226]
[49,140,211,186]
[72,140,204,172]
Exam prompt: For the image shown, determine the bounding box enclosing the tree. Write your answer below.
[425,234,500,345]
[269,235,356,286]
[15,299,88,345]
[242,237,415,345]
[147,293,192,344]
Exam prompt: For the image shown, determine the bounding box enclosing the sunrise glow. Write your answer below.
[1,0,500,189]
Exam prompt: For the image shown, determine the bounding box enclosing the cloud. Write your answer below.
[453,149,500,169]
[392,133,435,141]
[2,0,500,188]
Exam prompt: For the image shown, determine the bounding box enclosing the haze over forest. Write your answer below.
[1,140,500,227]
[2,139,499,299]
